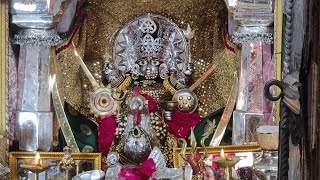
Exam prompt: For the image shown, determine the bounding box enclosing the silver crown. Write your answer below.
[112,14,190,77]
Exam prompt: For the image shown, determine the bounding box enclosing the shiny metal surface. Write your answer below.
[172,89,198,113]
[123,126,152,163]
[17,111,53,151]
[9,0,62,153]
[72,170,105,180]
[148,146,166,170]
[15,45,54,152]
[10,0,49,14]
[152,168,184,180]
[13,28,61,46]
[105,152,121,180]
[253,151,278,180]
[111,13,189,82]
[89,87,117,118]
[12,14,53,29]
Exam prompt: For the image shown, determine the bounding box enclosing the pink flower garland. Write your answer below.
[166,111,202,139]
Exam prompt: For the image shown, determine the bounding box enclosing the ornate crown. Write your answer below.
[111,14,190,79]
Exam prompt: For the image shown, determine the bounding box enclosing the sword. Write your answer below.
[209,72,238,146]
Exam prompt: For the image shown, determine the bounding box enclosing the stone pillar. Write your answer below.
[9,0,61,151]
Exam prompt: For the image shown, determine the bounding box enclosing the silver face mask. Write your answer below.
[138,58,160,79]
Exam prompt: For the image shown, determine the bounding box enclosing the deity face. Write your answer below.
[138,58,160,79]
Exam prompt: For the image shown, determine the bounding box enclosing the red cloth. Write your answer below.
[141,94,158,112]
[166,111,202,139]
[96,116,116,154]
[118,158,156,180]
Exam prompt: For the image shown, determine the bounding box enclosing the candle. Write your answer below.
[35,153,40,166]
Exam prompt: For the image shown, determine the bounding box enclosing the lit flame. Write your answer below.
[35,152,40,166]
[220,149,225,157]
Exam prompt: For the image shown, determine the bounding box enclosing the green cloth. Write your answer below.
[187,107,233,146]
[59,104,98,152]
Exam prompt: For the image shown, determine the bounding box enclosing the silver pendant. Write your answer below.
[123,126,152,164]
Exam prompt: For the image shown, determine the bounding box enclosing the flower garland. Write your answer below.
[96,116,116,154]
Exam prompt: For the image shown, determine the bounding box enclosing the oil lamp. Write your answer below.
[213,149,245,180]
[20,152,55,180]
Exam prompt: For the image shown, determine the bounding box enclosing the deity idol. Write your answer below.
[53,0,239,169]
[92,14,202,166]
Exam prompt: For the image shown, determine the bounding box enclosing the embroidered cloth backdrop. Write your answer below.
[54,0,240,120]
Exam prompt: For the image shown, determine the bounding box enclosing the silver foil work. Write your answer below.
[105,152,122,180]
[232,111,263,145]
[231,26,273,44]
[148,147,166,171]
[13,29,61,46]
[152,168,184,180]
[12,14,54,29]
[17,111,53,151]
[123,126,153,164]
[10,0,49,14]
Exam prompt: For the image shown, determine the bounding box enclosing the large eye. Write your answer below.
[138,59,148,66]
[151,60,160,66]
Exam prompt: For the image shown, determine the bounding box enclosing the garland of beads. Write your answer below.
[114,112,168,141]
[115,116,127,139]
[150,112,168,141]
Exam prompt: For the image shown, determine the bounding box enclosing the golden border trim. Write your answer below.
[0,0,8,165]
[0,0,7,137]
[173,145,261,168]
[9,152,102,180]
[274,0,283,125]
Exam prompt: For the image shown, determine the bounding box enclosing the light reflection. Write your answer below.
[49,74,56,92]
[13,3,37,12]
[228,0,237,7]
[47,0,51,12]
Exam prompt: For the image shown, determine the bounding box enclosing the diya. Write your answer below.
[213,149,246,180]
[19,152,55,180]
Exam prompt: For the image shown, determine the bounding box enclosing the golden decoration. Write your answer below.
[0,0,8,165]
[163,78,177,95]
[116,75,132,92]
[56,0,241,117]
[9,152,102,180]
[173,144,261,168]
